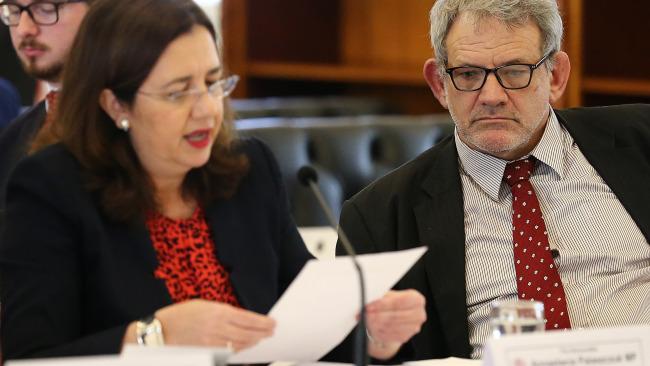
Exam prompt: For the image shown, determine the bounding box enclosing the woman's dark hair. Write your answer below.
[41,0,249,222]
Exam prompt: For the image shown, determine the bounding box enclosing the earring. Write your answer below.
[119,118,130,132]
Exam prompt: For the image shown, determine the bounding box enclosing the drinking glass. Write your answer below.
[489,299,545,338]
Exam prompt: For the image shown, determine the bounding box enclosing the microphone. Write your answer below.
[297,166,368,366]
[550,249,559,259]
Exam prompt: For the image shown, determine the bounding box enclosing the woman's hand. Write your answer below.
[124,299,275,352]
[365,289,426,360]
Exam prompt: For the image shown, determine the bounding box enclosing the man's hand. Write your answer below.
[365,289,427,360]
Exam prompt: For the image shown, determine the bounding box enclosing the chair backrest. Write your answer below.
[238,114,455,226]
[231,96,393,119]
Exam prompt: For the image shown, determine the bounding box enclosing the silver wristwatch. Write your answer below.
[135,315,165,346]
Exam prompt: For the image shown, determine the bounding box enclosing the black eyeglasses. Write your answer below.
[0,0,86,26]
[445,53,552,92]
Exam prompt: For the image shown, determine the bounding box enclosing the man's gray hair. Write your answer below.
[429,0,563,74]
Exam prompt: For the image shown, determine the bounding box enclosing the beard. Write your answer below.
[447,96,526,155]
[22,59,63,81]
[18,37,63,82]
[448,98,550,158]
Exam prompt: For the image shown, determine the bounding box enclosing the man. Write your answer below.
[338,0,650,360]
[0,0,90,215]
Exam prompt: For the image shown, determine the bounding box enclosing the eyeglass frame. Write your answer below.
[444,53,553,92]
[0,0,87,27]
[137,75,240,104]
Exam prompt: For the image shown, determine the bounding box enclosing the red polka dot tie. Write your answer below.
[44,90,59,127]
[504,158,571,330]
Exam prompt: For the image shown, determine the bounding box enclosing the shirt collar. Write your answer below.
[455,108,567,201]
[44,84,59,112]
[529,110,566,179]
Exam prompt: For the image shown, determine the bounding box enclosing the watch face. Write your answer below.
[136,317,165,346]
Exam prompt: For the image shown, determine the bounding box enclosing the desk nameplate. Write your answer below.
[483,325,649,366]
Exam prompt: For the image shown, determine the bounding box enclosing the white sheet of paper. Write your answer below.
[404,357,481,366]
[5,354,209,366]
[5,356,123,366]
[229,246,427,364]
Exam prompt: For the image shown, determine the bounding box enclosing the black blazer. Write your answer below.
[338,104,650,359]
[0,101,45,224]
[0,138,312,359]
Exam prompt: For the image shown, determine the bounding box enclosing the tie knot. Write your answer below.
[44,90,60,126]
[503,158,535,187]
[45,90,59,109]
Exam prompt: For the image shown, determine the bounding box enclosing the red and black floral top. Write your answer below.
[146,208,240,306]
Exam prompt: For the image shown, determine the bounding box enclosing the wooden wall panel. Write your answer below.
[556,0,583,108]
[245,0,341,63]
[225,0,650,112]
[221,0,248,97]
[340,0,433,67]
[583,1,650,79]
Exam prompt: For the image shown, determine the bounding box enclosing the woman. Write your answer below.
[0,0,425,361]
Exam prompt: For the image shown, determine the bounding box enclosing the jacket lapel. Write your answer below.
[413,140,471,356]
[557,111,650,242]
[205,201,272,313]
[109,218,172,315]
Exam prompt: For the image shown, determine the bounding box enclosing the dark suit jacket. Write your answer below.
[0,100,45,224]
[0,78,22,130]
[338,104,650,359]
[0,138,313,359]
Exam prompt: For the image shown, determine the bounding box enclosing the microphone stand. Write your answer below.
[298,167,368,366]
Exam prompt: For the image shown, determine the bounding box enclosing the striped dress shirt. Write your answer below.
[455,109,650,359]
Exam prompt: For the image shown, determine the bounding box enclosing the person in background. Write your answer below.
[337,0,650,360]
[0,77,22,130]
[0,0,426,360]
[0,0,91,219]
